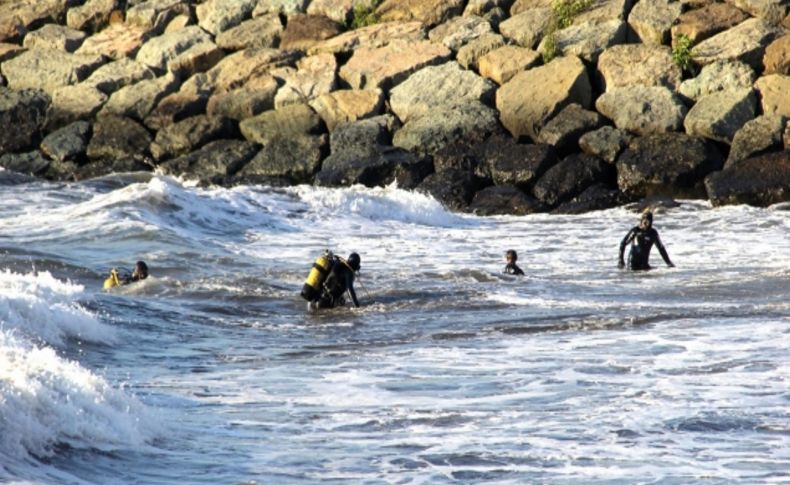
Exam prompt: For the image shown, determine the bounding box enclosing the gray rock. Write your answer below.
[317,146,429,189]
[237,134,326,183]
[595,86,687,136]
[197,0,257,35]
[101,73,180,121]
[308,89,385,131]
[273,53,337,109]
[87,115,153,162]
[48,84,107,129]
[0,1,70,43]
[84,58,157,94]
[469,185,546,215]
[328,115,397,158]
[23,24,86,52]
[150,115,238,161]
[498,9,553,49]
[678,60,756,101]
[726,114,787,168]
[40,120,91,162]
[0,87,50,154]
[417,169,481,211]
[207,77,280,121]
[305,0,360,24]
[159,139,260,185]
[456,32,506,69]
[2,48,105,96]
[628,0,682,45]
[578,126,633,163]
[144,74,213,130]
[537,103,605,154]
[0,150,50,176]
[67,0,123,33]
[726,0,788,24]
[683,88,757,144]
[478,137,558,188]
[253,0,309,16]
[692,18,783,69]
[533,153,614,207]
[75,157,153,180]
[478,45,541,85]
[705,150,790,207]
[135,25,223,76]
[240,103,324,146]
[597,44,682,92]
[539,19,627,64]
[428,15,492,51]
[553,183,624,214]
[216,13,283,51]
[127,0,192,35]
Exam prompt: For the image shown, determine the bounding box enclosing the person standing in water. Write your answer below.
[503,249,525,275]
[312,253,361,310]
[618,211,674,270]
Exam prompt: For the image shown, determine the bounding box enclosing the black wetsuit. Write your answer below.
[504,263,524,275]
[318,258,359,308]
[619,226,673,270]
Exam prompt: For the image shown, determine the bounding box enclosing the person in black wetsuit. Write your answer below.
[618,212,674,270]
[503,249,525,275]
[316,253,361,309]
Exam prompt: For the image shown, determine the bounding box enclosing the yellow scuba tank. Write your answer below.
[301,251,333,301]
[103,268,121,290]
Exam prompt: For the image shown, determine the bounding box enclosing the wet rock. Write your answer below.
[579,126,633,163]
[240,103,324,146]
[539,19,627,64]
[552,183,624,214]
[617,133,723,198]
[216,13,283,51]
[326,114,397,158]
[0,87,50,153]
[235,133,326,184]
[498,9,553,49]
[597,44,682,92]
[0,150,50,176]
[533,153,614,207]
[2,48,104,96]
[75,157,153,180]
[390,62,495,123]
[455,32,506,69]
[428,15,492,51]
[478,45,541,85]
[595,86,687,136]
[67,0,123,34]
[40,120,91,162]
[196,0,256,35]
[764,34,790,75]
[48,84,107,129]
[101,73,180,121]
[727,114,787,168]
[308,89,385,131]
[705,150,790,207]
[376,0,466,27]
[83,58,157,95]
[497,56,592,142]
[417,169,481,210]
[316,146,429,188]
[86,114,152,162]
[150,115,238,161]
[670,3,749,46]
[339,39,451,91]
[23,24,85,52]
[135,25,223,77]
[206,76,280,121]
[159,139,259,185]
[691,18,783,69]
[280,14,343,51]
[684,88,757,144]
[469,185,546,215]
[274,53,337,109]
[126,0,193,35]
[307,21,426,55]
[678,60,755,101]
[538,103,605,155]
[478,137,558,188]
[754,74,790,118]
[76,23,151,60]
[628,0,682,45]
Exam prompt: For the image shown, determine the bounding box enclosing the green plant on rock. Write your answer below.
[672,34,696,75]
[349,0,383,30]
[541,0,593,63]
[541,29,559,64]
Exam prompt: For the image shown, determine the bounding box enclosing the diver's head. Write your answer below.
[640,211,653,229]
[347,253,361,272]
[505,249,518,262]
[133,260,148,280]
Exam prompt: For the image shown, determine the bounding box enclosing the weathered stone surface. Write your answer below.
[317,144,429,189]
[216,13,282,51]
[376,0,466,27]
[207,76,280,120]
[2,48,104,96]
[41,120,91,162]
[339,39,451,91]
[159,139,259,185]
[240,103,323,145]
[0,87,50,153]
[692,18,783,69]
[417,169,481,210]
[579,126,633,163]
[428,15,492,51]
[478,45,541,85]
[274,53,337,109]
[617,133,723,198]
[390,62,495,123]
[726,114,787,167]
[537,103,605,154]
[628,0,682,45]
[684,88,757,144]
[0,1,68,43]
[75,157,152,180]
[705,150,790,206]
[754,74,790,118]
[23,24,85,52]
[196,0,256,35]
[67,0,123,34]
[280,14,343,51]
[83,58,157,94]
[150,115,238,161]
[574,0,633,24]
[671,3,749,47]
[596,86,687,135]
[76,23,151,60]
[392,101,501,155]
[87,114,152,162]
[164,14,191,32]
[496,55,592,141]
[533,153,615,207]
[764,34,790,75]
[202,47,301,94]
[597,44,682,91]
[678,60,755,101]
[136,25,222,76]
[306,0,362,24]
[540,19,627,64]
[510,0,553,14]
[0,151,51,176]
[127,0,192,35]
[144,75,211,130]
[253,0,309,16]
[326,114,396,157]
[0,44,25,63]
[307,21,426,55]
[498,9,553,49]
[237,133,326,183]
[48,84,107,129]
[101,73,180,120]
[726,0,789,24]
[553,183,625,214]
[308,89,384,131]
[455,32,506,69]
[469,185,545,215]
[464,0,512,16]
[477,138,558,188]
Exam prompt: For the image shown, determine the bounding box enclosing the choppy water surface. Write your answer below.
[1,173,788,484]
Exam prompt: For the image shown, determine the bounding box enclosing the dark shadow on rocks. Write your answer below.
[469,185,547,215]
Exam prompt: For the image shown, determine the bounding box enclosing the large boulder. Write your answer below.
[498,9,553,49]
[691,18,783,69]
[48,84,107,129]
[273,53,337,109]
[726,0,788,24]
[552,183,625,214]
[83,58,157,95]
[628,0,682,45]
[670,3,749,46]
[280,13,343,51]
[66,0,123,34]
[496,55,592,141]
[455,32,506,69]
[200,47,301,94]
[307,21,426,55]
[754,74,790,118]
[764,34,790,75]
[537,103,605,154]
[417,169,481,211]
[574,0,632,24]
[596,86,687,135]
[40,120,91,163]
[538,19,627,64]
[705,150,790,206]
[468,185,546,215]
[159,139,259,185]
[216,13,283,51]
[389,62,495,123]
[428,15,492,51]
[196,0,257,35]
[86,115,153,162]
[144,74,212,130]
[465,0,512,16]
[616,133,723,198]
[477,137,558,188]
[150,115,238,161]
[235,134,327,184]
[240,103,324,146]
[478,45,541,85]
[578,126,633,163]
[126,0,192,35]
[678,60,755,101]
[2,48,104,96]
[0,151,51,177]
[76,23,151,60]
[726,114,787,168]
[308,89,385,131]
[101,73,180,121]
[135,25,223,77]
[317,146,429,189]
[23,24,86,52]
[597,44,682,92]
[339,39,451,91]
[0,1,68,43]
[533,153,614,207]
[305,0,364,24]
[376,0,467,27]
[0,87,50,154]
[683,88,757,144]
[206,76,280,120]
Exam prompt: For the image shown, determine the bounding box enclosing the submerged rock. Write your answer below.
[705,150,790,207]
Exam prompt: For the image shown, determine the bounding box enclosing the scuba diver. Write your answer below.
[301,252,361,310]
[618,211,674,270]
[103,260,149,289]
[503,249,524,275]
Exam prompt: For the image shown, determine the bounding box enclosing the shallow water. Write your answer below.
[1,173,788,484]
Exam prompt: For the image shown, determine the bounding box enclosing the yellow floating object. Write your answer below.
[103,269,121,290]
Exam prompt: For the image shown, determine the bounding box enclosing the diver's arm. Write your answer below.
[655,232,674,267]
[346,273,360,307]
[619,229,635,267]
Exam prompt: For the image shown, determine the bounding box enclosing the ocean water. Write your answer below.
[1,172,788,484]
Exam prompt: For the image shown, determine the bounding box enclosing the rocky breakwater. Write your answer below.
[1,0,789,213]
